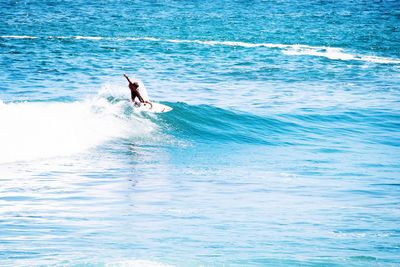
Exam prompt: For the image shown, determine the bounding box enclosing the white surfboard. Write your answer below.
[134,84,172,113]
[136,83,150,102]
[137,102,172,113]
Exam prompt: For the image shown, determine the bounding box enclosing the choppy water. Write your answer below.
[1,0,400,266]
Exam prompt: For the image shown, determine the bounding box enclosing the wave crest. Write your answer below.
[1,35,398,64]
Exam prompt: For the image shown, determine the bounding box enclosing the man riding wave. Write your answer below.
[123,74,152,108]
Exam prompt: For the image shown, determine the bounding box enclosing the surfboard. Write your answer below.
[134,102,171,113]
[136,83,150,102]
[134,84,172,113]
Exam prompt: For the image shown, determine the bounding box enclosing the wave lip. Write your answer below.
[1,35,399,64]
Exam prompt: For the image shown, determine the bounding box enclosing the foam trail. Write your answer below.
[166,39,400,63]
[124,37,161,41]
[0,91,157,164]
[74,36,103,40]
[1,35,399,64]
[166,39,289,48]
[0,35,37,39]
[283,46,400,64]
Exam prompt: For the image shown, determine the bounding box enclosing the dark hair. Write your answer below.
[132,82,139,87]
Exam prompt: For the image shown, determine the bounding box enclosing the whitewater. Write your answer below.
[2,35,400,64]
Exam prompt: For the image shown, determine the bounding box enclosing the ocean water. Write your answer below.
[1,0,400,266]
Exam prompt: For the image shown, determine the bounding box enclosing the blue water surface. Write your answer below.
[0,0,400,266]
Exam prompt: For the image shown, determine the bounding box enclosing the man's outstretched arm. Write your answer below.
[123,74,132,84]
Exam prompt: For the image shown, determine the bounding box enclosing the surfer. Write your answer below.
[123,74,152,108]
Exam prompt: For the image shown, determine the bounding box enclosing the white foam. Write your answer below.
[358,55,400,64]
[176,39,289,49]
[165,39,400,64]
[0,89,157,164]
[74,36,103,40]
[282,46,400,64]
[283,46,355,60]
[0,35,37,39]
[1,35,399,64]
[49,36,70,39]
[141,37,161,41]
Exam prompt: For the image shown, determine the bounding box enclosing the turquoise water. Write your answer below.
[1,1,400,266]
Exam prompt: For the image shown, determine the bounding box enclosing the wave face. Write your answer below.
[162,102,400,150]
[2,95,398,163]
[162,103,296,145]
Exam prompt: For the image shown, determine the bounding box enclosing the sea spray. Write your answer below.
[0,89,157,163]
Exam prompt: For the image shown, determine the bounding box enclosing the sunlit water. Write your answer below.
[1,1,400,266]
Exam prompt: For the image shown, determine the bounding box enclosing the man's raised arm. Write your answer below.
[123,74,133,84]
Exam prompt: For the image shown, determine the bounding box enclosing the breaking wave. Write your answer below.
[0,85,158,164]
[1,35,399,64]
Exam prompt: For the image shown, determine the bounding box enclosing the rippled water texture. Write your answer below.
[1,0,400,266]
